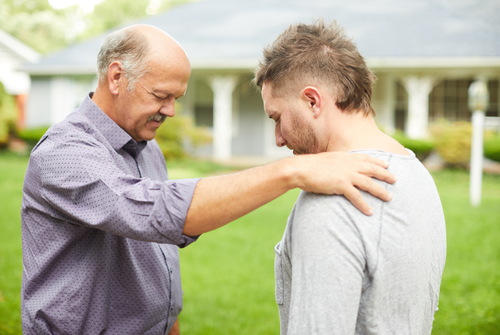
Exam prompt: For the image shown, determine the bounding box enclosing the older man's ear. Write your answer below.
[108,61,123,95]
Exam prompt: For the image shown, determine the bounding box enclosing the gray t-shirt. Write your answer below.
[274,150,446,335]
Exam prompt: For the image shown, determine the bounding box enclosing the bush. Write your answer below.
[17,126,51,145]
[0,83,17,147]
[484,132,500,163]
[391,131,434,161]
[155,113,212,160]
[430,120,472,168]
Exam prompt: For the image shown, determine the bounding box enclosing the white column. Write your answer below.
[470,110,485,207]
[376,75,396,134]
[403,77,435,139]
[209,76,237,160]
[50,77,75,125]
[468,79,489,207]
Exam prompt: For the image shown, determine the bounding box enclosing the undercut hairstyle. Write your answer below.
[97,28,151,91]
[254,19,377,116]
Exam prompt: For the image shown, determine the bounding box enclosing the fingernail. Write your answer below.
[367,208,373,216]
[387,193,393,201]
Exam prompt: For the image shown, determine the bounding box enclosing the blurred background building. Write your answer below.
[17,0,500,159]
[0,30,40,128]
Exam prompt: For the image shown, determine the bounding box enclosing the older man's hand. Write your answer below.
[291,152,396,215]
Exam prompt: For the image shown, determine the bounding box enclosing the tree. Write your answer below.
[0,0,197,54]
[80,0,197,40]
[0,0,83,54]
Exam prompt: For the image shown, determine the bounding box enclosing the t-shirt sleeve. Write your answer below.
[285,192,367,334]
[28,135,199,247]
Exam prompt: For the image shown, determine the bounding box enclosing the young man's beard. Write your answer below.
[289,110,320,155]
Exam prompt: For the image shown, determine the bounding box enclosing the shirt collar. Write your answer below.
[79,92,147,157]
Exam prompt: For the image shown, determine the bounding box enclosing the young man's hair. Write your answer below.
[254,19,377,116]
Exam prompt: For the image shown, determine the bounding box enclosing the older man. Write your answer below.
[21,25,395,334]
[254,20,447,335]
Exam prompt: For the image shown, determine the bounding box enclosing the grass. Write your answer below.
[430,170,500,334]
[0,152,499,334]
[0,153,28,334]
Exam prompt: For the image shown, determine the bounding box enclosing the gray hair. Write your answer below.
[96,28,151,91]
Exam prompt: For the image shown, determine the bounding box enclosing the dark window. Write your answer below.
[194,105,213,127]
[395,81,408,131]
[487,80,499,117]
[429,79,499,121]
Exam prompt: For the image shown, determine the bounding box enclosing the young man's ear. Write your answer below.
[107,61,123,95]
[302,86,322,118]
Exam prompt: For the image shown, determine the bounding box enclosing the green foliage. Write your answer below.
[0,153,28,334]
[391,130,434,161]
[430,120,472,168]
[0,0,197,55]
[0,0,81,54]
[79,0,151,40]
[166,157,237,178]
[430,170,500,334]
[484,132,500,163]
[0,82,17,147]
[80,0,197,40]
[17,126,50,145]
[154,113,212,159]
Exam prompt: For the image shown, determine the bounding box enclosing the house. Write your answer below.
[21,0,500,160]
[0,29,40,128]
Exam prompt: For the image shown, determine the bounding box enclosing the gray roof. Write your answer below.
[0,29,40,63]
[23,0,500,75]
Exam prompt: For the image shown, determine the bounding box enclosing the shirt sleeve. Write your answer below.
[31,134,200,247]
[285,192,367,335]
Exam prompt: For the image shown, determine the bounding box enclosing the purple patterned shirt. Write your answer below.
[21,93,200,334]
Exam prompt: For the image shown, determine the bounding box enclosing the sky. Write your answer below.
[48,0,105,13]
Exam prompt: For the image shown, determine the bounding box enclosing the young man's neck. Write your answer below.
[324,112,410,156]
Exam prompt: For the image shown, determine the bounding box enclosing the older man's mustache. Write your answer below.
[148,114,167,123]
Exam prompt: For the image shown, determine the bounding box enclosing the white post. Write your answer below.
[50,77,75,124]
[374,75,396,134]
[209,76,237,160]
[468,79,489,207]
[470,110,485,207]
[403,77,435,139]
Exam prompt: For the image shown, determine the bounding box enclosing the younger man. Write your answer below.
[254,20,446,334]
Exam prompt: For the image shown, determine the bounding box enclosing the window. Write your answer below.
[395,81,408,131]
[429,79,499,122]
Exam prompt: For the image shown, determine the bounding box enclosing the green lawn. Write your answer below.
[0,153,499,334]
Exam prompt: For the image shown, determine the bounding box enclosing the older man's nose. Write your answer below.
[159,98,176,117]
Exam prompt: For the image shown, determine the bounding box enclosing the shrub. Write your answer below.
[0,83,17,147]
[17,126,51,145]
[154,113,212,160]
[484,132,500,163]
[430,120,472,168]
[391,131,434,161]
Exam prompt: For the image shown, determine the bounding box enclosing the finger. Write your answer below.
[354,175,393,202]
[343,186,373,216]
[358,162,397,184]
[351,154,389,168]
